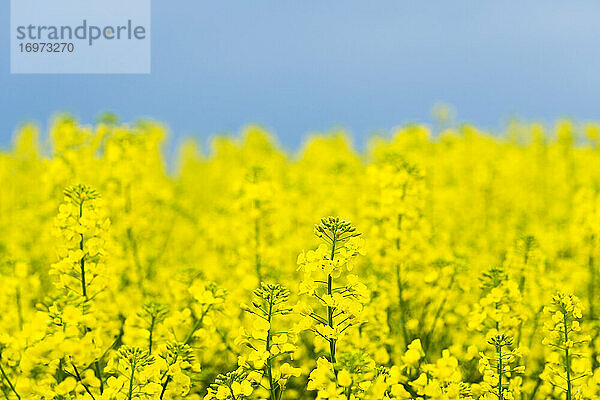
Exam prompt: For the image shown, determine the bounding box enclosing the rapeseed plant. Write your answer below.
[4,117,600,399]
[478,334,523,400]
[541,293,592,400]
[238,283,299,400]
[296,218,367,362]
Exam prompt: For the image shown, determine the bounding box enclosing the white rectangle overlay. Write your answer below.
[11,0,151,74]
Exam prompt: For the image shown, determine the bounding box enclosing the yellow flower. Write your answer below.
[231,380,253,397]
[54,376,77,395]
[337,369,352,387]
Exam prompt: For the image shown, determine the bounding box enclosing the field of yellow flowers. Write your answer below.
[1,117,600,400]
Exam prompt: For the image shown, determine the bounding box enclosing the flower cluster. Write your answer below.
[205,369,254,400]
[540,293,591,399]
[478,334,524,400]
[3,118,600,399]
[296,218,368,366]
[50,184,111,303]
[237,283,300,400]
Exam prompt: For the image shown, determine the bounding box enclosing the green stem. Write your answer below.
[184,306,211,345]
[588,252,600,371]
[495,302,500,332]
[73,362,96,400]
[79,201,87,299]
[0,363,20,400]
[497,344,503,400]
[159,354,178,399]
[266,287,277,400]
[327,229,337,365]
[228,385,237,400]
[94,360,104,394]
[426,272,457,344]
[563,313,572,400]
[528,376,542,400]
[79,201,104,394]
[160,376,171,400]
[127,359,136,400]
[148,316,156,354]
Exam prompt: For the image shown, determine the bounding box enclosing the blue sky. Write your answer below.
[2,1,600,150]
